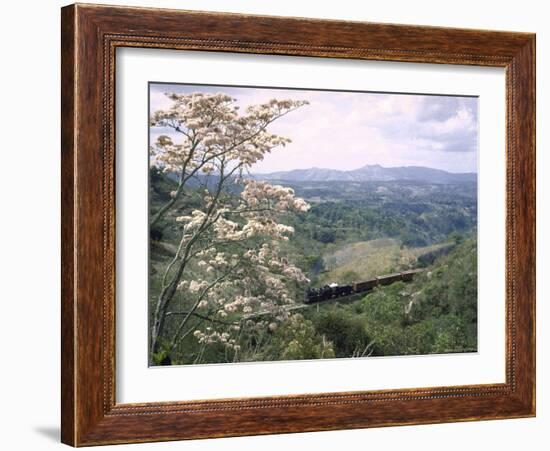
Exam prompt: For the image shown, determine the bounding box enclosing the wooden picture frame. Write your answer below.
[61,3,535,446]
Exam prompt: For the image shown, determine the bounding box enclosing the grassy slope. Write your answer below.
[319,238,453,284]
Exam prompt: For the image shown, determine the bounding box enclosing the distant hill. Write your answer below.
[253,164,476,184]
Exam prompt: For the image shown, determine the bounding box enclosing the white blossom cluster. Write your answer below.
[241,180,310,213]
[150,92,308,176]
[174,232,309,350]
[193,328,240,350]
[170,185,311,350]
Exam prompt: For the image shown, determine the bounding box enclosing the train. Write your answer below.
[304,269,422,304]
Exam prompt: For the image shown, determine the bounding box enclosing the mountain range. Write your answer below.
[253,164,476,184]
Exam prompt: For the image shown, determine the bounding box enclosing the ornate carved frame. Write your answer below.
[61,3,535,446]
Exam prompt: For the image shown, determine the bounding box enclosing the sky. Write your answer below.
[149,83,478,174]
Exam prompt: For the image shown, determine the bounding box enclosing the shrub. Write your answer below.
[312,309,372,357]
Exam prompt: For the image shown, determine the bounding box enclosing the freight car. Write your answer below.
[376,272,403,286]
[352,278,378,293]
[400,269,419,282]
[305,269,422,304]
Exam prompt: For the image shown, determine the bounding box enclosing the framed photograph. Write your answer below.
[61,4,536,446]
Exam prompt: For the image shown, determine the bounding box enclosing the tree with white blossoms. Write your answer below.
[149,91,311,363]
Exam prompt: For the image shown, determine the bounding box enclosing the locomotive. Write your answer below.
[304,269,421,304]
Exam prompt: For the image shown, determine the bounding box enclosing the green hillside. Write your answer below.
[302,237,478,357]
[148,168,478,364]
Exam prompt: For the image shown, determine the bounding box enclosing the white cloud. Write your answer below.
[149,84,478,173]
